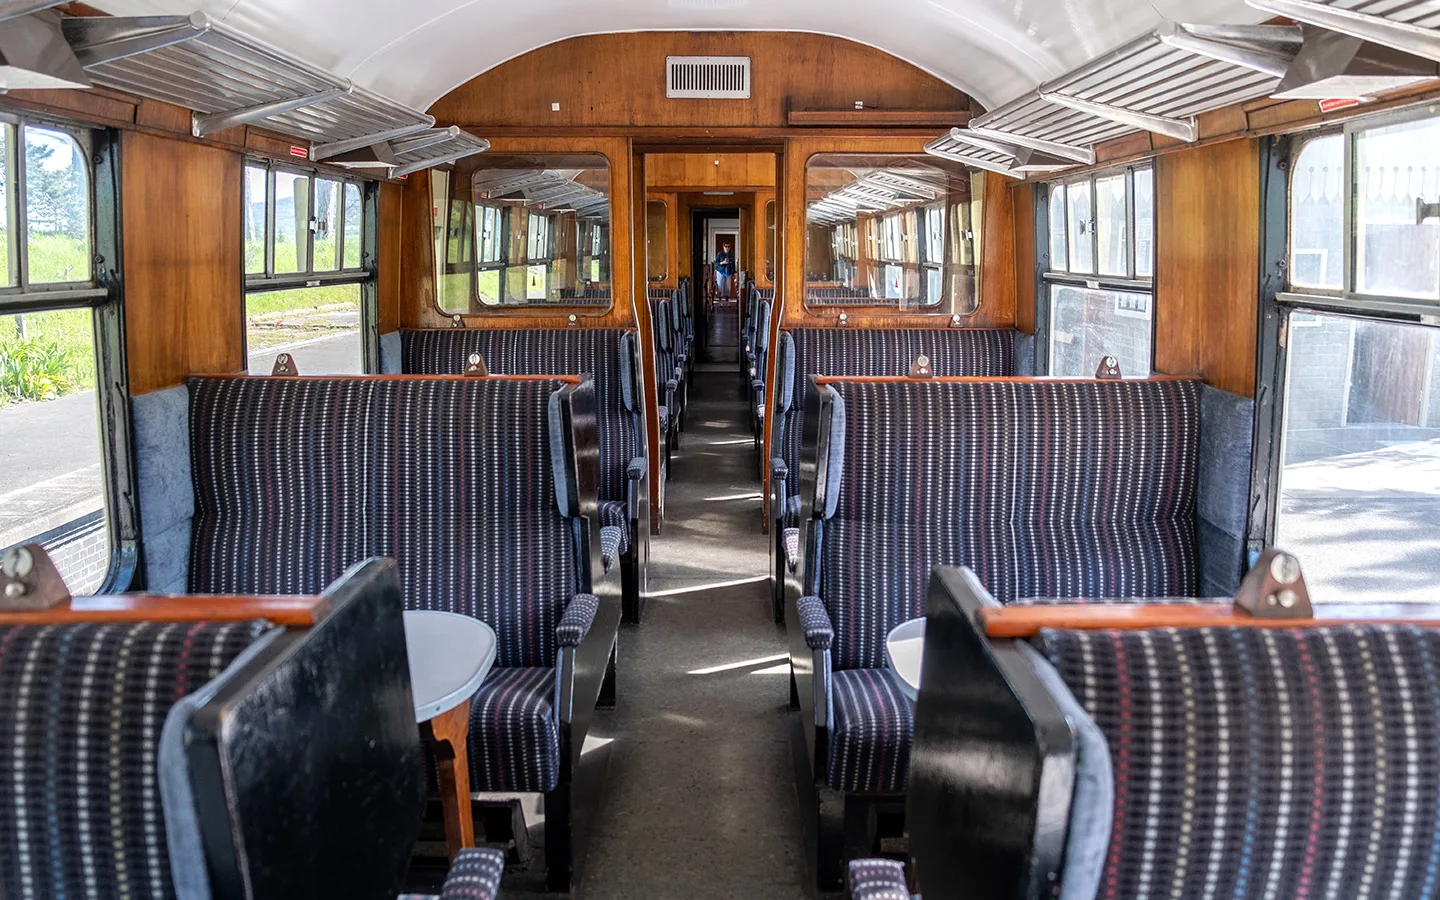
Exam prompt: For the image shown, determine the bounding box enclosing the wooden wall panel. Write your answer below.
[1012,182,1037,335]
[399,173,435,329]
[1155,138,1260,397]
[377,181,404,334]
[428,32,972,132]
[647,153,776,191]
[122,131,243,395]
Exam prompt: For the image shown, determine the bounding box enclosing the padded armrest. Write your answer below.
[771,457,788,482]
[847,859,910,900]
[752,378,765,393]
[796,594,833,651]
[599,526,622,573]
[556,593,600,647]
[627,456,647,481]
[440,847,505,900]
[782,527,801,573]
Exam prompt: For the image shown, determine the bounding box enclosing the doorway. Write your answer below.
[692,208,740,363]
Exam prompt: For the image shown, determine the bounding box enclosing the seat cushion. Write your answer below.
[468,667,560,794]
[828,668,914,794]
[598,499,631,555]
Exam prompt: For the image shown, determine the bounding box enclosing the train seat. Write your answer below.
[396,327,649,622]
[138,374,617,891]
[749,296,773,450]
[0,559,439,900]
[769,327,1029,622]
[649,295,682,468]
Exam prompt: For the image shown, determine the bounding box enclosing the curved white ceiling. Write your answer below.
[89,0,1263,113]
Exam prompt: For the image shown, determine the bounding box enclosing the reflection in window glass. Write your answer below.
[1355,117,1440,299]
[1066,180,1094,274]
[1048,284,1152,377]
[343,182,362,270]
[24,126,91,285]
[1094,173,1128,277]
[313,178,341,272]
[274,171,310,275]
[804,154,979,313]
[245,283,363,375]
[1290,135,1345,291]
[1048,183,1067,271]
[1134,167,1154,279]
[0,310,109,593]
[243,165,266,276]
[1,126,10,287]
[1278,313,1440,602]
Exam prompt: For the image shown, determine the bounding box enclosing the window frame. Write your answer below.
[1039,162,1156,376]
[0,113,137,593]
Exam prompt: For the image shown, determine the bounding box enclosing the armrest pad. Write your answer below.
[782,527,801,572]
[667,378,679,392]
[847,859,910,900]
[627,456,647,481]
[752,378,765,393]
[440,847,506,900]
[599,526,622,573]
[796,595,833,651]
[771,457,788,481]
[557,593,600,647]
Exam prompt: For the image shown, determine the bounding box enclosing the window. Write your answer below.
[0,118,132,594]
[1272,109,1440,603]
[1045,165,1155,376]
[647,200,668,282]
[437,153,612,312]
[804,154,981,314]
[765,199,776,283]
[242,161,371,375]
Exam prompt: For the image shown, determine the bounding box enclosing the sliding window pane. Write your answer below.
[1289,134,1343,290]
[1094,173,1128,277]
[313,178,341,273]
[246,283,363,375]
[24,126,90,285]
[0,125,10,287]
[1278,313,1440,602]
[1048,284,1152,377]
[243,165,266,276]
[343,182,362,270]
[1133,167,1154,279]
[0,310,109,593]
[274,171,310,275]
[1355,117,1440,299]
[1066,180,1094,274]
[1048,183,1067,271]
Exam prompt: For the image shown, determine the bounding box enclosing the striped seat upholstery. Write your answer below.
[189,376,582,792]
[1037,624,1440,900]
[816,379,1199,794]
[778,329,1016,525]
[0,620,274,899]
[399,329,639,559]
[398,847,507,900]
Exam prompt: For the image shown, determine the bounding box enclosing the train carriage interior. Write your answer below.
[6,0,1440,898]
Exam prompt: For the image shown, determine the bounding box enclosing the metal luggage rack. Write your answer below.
[53,12,486,176]
[931,1,1440,177]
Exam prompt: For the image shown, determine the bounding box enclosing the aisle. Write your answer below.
[579,365,806,898]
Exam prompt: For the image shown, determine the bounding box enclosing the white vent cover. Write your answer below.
[666,56,751,99]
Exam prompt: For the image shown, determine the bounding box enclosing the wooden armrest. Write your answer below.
[979,603,1440,639]
[0,594,330,627]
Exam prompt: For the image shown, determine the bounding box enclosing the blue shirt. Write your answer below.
[715,251,734,275]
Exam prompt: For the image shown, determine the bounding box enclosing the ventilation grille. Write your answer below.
[666,56,751,99]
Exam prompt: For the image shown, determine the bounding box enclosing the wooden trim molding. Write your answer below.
[0,594,329,627]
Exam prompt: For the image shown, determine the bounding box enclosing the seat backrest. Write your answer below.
[781,328,1017,499]
[189,376,587,668]
[815,378,1200,669]
[649,298,675,388]
[399,329,636,505]
[1036,622,1440,900]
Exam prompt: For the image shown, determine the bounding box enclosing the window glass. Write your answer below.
[1278,313,1440,602]
[647,200,668,282]
[765,199,776,283]
[1,125,10,288]
[1094,173,1128,277]
[1289,134,1344,290]
[1048,284,1152,377]
[342,181,362,270]
[431,168,449,291]
[1048,183,1067,271]
[804,154,979,314]
[23,126,90,285]
[1355,117,1440,299]
[273,171,310,275]
[0,309,109,593]
[243,165,266,276]
[1065,180,1094,274]
[1133,167,1154,279]
[313,178,341,273]
[443,153,611,312]
[245,283,363,375]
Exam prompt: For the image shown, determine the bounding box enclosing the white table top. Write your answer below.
[404,610,498,724]
[886,618,926,701]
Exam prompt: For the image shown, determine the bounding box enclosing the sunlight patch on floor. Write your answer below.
[644,574,768,598]
[687,653,789,676]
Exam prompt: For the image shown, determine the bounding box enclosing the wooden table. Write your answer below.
[404,610,497,860]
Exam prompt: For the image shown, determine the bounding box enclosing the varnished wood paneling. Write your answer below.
[631,152,665,532]
[429,32,972,132]
[399,172,435,329]
[1013,182,1037,335]
[377,181,404,335]
[123,131,244,395]
[647,153,776,191]
[787,109,971,127]
[1155,139,1260,397]
[0,594,328,627]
